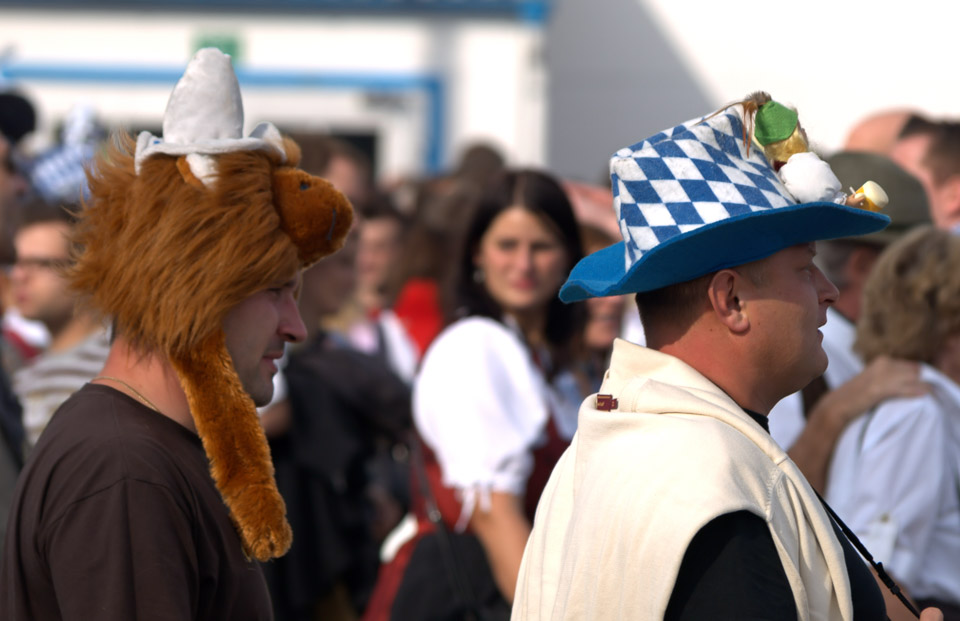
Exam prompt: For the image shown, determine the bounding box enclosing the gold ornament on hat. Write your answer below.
[705,90,889,213]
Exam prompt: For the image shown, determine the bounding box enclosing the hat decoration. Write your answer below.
[753,100,799,147]
[134,48,286,185]
[71,48,354,560]
[744,91,888,209]
[826,151,930,245]
[559,93,890,302]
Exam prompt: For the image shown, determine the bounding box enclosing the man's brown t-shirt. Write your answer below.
[0,383,273,620]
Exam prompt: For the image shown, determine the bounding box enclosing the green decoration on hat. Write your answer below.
[754,101,799,146]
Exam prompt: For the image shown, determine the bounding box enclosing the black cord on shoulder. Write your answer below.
[815,491,921,619]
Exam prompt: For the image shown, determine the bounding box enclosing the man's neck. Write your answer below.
[663,350,775,415]
[95,336,195,432]
[656,322,777,416]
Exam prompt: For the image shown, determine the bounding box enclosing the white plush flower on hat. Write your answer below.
[134,47,286,185]
[778,151,845,204]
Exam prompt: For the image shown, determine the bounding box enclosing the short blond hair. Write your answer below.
[635,261,766,337]
[855,226,960,364]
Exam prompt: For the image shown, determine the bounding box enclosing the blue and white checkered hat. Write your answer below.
[559,107,890,302]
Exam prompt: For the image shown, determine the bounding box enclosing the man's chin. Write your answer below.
[251,387,275,409]
[786,354,828,397]
[815,347,829,376]
[244,376,276,409]
[799,356,829,394]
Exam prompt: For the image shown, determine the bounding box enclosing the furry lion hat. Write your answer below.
[70,48,353,561]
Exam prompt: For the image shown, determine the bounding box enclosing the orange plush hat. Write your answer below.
[70,48,353,561]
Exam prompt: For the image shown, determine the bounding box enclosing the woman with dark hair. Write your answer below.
[363,169,585,620]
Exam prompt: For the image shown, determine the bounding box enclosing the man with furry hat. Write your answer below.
[0,48,353,620]
[512,97,942,620]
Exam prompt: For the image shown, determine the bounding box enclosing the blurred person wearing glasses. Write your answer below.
[9,200,108,448]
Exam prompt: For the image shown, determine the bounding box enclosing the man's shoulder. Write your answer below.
[581,410,780,488]
[588,374,779,475]
[570,411,783,537]
[23,384,207,502]
[43,383,192,442]
[522,414,787,621]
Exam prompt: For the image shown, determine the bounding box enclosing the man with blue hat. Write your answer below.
[512,99,943,620]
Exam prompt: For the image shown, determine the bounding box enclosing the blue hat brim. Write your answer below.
[560,202,890,302]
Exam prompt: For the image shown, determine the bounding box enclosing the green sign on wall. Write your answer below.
[194,34,242,62]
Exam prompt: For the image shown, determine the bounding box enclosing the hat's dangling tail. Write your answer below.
[170,331,292,561]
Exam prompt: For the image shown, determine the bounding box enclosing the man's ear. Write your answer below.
[706,269,750,334]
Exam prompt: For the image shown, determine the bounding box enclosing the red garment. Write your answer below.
[362,419,569,621]
[391,278,443,358]
[2,327,40,364]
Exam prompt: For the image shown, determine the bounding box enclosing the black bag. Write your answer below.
[390,529,510,621]
[390,438,511,621]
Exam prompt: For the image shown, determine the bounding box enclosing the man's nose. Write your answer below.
[279,294,308,344]
[816,266,839,306]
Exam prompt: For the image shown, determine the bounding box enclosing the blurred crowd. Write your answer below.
[2,87,960,621]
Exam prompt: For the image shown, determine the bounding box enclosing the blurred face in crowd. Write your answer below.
[473,205,569,321]
[356,216,403,308]
[222,272,307,407]
[10,221,75,331]
[325,154,369,205]
[581,228,624,352]
[300,230,358,319]
[891,133,960,230]
[584,294,624,352]
[891,134,932,190]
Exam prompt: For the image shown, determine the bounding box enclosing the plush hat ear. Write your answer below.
[176,155,207,189]
[272,168,354,265]
[281,136,302,168]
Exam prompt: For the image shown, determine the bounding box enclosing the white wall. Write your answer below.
[640,0,960,152]
[443,20,547,167]
[9,2,945,183]
[0,9,546,178]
